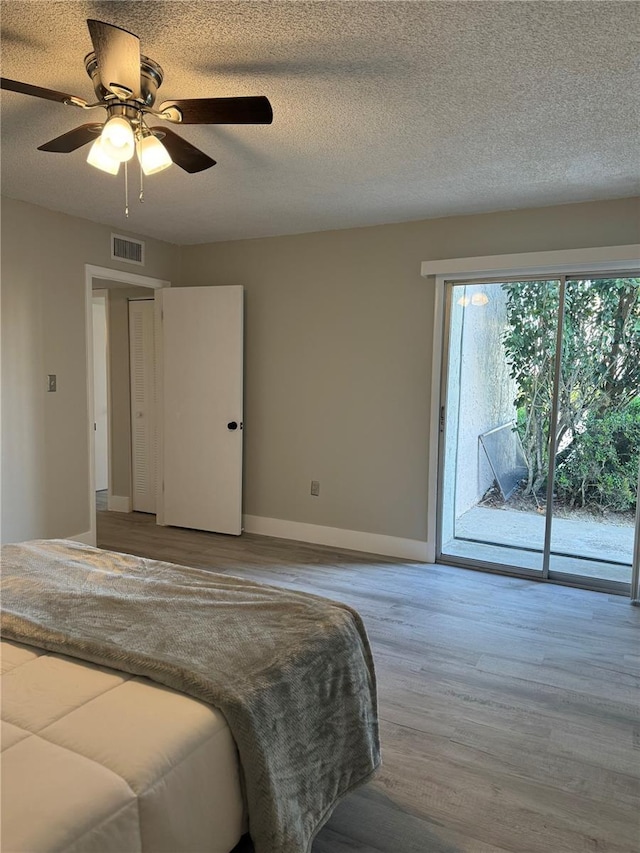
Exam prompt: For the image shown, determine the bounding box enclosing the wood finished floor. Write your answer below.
[97,508,640,853]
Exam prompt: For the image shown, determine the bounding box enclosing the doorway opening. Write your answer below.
[91,281,158,522]
[85,265,169,546]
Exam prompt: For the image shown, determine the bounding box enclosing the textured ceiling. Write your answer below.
[1,1,638,245]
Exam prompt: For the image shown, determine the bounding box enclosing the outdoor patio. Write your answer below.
[445,505,634,583]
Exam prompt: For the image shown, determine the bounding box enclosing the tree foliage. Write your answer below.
[555,403,640,512]
[501,277,640,506]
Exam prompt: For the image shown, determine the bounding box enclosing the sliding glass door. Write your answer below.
[438,274,640,593]
[547,276,639,584]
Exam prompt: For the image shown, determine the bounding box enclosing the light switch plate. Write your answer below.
[47,374,57,392]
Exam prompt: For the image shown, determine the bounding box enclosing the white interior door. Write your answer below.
[129,299,157,513]
[158,286,243,535]
[92,295,109,492]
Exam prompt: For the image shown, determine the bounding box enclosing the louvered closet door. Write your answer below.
[129,300,157,513]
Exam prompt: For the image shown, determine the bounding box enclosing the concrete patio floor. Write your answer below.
[444,505,635,583]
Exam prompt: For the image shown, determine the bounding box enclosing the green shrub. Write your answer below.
[555,402,640,512]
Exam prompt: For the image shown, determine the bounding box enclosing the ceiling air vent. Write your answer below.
[111,234,145,266]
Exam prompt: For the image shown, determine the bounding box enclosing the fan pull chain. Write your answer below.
[124,160,129,218]
[139,151,144,203]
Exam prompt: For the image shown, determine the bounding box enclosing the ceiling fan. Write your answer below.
[0,19,273,178]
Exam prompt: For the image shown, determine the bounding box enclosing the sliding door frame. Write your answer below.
[541,276,566,580]
[422,245,640,596]
[633,465,640,604]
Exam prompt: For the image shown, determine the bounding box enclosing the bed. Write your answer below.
[1,639,246,853]
[1,539,380,853]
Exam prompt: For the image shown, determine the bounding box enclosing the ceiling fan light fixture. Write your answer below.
[138,134,172,175]
[87,137,121,174]
[100,115,135,162]
[4,18,268,207]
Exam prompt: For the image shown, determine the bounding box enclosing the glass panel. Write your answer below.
[548,276,640,583]
[440,279,560,572]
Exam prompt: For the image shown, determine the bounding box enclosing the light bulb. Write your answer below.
[471,292,489,306]
[100,116,135,162]
[457,295,470,307]
[87,138,120,175]
[137,135,172,175]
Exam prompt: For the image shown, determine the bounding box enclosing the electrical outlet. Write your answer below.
[310,480,320,496]
[47,374,57,392]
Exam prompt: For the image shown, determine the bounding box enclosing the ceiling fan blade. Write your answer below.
[149,127,216,173]
[158,96,273,125]
[1,77,87,106]
[87,19,141,99]
[37,123,103,153]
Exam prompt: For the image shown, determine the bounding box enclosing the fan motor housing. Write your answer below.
[84,52,164,107]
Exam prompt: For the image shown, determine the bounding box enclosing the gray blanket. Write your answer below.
[0,539,380,853]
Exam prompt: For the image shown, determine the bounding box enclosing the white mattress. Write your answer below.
[1,639,247,853]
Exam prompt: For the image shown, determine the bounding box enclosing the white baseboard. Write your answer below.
[69,530,95,545]
[108,495,132,513]
[242,515,432,562]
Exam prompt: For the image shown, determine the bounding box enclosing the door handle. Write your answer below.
[228,421,238,430]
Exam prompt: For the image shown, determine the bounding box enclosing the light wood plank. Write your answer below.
[97,510,640,853]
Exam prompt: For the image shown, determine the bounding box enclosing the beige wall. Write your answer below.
[181,197,639,543]
[1,195,637,548]
[1,197,180,543]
